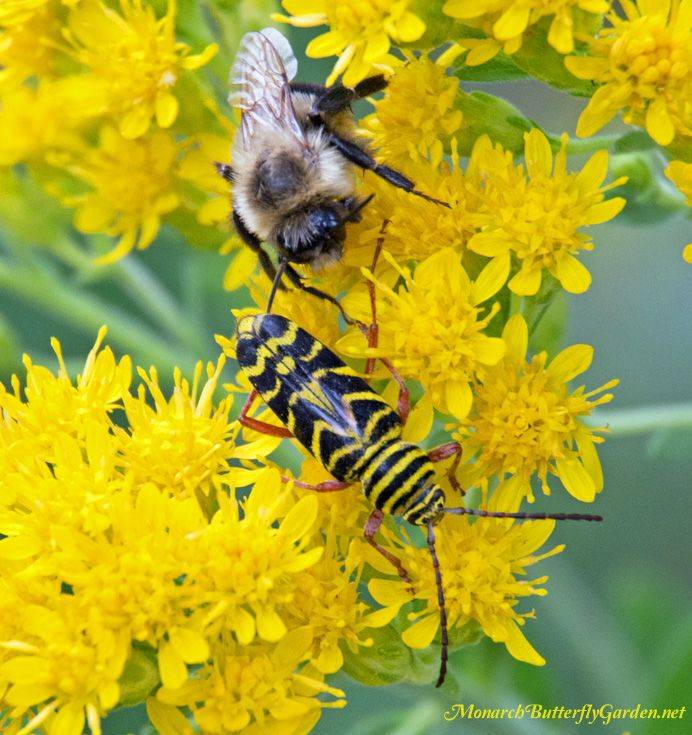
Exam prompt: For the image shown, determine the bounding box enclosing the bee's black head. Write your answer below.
[276,203,346,265]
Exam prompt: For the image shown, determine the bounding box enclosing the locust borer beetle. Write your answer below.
[234,312,603,688]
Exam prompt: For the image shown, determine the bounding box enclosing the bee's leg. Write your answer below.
[326,133,450,208]
[232,208,281,285]
[283,262,362,327]
[427,442,464,496]
[364,509,414,591]
[238,389,293,438]
[313,75,388,115]
[280,475,353,492]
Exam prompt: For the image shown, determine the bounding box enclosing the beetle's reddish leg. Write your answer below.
[280,476,353,492]
[364,509,414,594]
[428,441,464,496]
[239,389,293,438]
[365,219,389,377]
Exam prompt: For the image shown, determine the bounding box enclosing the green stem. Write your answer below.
[0,262,195,375]
[50,237,207,354]
[563,133,622,155]
[112,256,208,354]
[589,403,692,436]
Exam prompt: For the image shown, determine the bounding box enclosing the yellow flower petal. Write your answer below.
[470,253,510,303]
[146,699,194,735]
[509,266,541,296]
[493,5,530,40]
[168,627,209,664]
[553,253,591,294]
[368,578,409,606]
[0,535,41,560]
[402,613,439,649]
[502,621,545,665]
[181,43,218,70]
[583,197,626,225]
[233,607,256,645]
[394,12,426,42]
[445,379,473,419]
[158,642,187,690]
[524,129,553,178]
[224,248,258,291]
[306,31,345,58]
[548,343,594,382]
[279,494,318,542]
[646,97,675,145]
[119,106,151,139]
[473,336,506,365]
[555,457,596,501]
[256,606,287,642]
[502,314,528,362]
[155,93,179,129]
[50,704,86,735]
[466,41,501,66]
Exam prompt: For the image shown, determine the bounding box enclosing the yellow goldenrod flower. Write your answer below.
[455,314,618,502]
[444,0,609,60]
[287,550,393,673]
[177,132,233,229]
[664,160,692,261]
[665,159,692,203]
[0,4,60,89]
[339,248,507,419]
[345,142,476,266]
[183,469,324,648]
[66,127,183,264]
[0,0,51,28]
[64,0,217,139]
[155,633,346,734]
[0,78,100,165]
[367,483,563,666]
[467,130,626,295]
[0,598,130,735]
[361,55,463,168]
[119,357,273,500]
[566,0,692,145]
[273,0,426,85]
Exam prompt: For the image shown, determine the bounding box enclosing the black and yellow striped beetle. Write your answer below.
[235,313,603,687]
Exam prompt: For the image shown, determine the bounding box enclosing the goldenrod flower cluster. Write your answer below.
[1,1,688,734]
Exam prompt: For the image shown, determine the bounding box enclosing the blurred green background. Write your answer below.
[1,20,690,735]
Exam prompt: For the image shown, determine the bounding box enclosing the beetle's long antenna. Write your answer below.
[267,258,287,313]
[427,522,448,688]
[444,507,603,522]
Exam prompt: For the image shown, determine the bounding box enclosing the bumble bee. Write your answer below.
[217,27,448,312]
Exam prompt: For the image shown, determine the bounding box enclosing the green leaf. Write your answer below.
[341,625,412,686]
[454,91,538,155]
[511,25,595,97]
[118,646,160,707]
[453,52,529,83]
[528,287,567,357]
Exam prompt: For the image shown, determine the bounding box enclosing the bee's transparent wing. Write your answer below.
[229,28,305,147]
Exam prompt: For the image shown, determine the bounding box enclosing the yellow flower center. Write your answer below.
[611,15,689,110]
[468,354,590,478]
